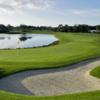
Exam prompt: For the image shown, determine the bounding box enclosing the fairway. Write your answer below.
[0,33,100,100]
[0,0,100,99]
[0,33,100,77]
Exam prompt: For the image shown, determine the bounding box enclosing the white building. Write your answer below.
[89,30,100,33]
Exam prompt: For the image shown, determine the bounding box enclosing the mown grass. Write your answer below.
[0,33,100,77]
[90,66,100,78]
[0,32,100,100]
[0,90,100,100]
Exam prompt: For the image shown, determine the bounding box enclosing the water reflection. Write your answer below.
[0,34,59,49]
[19,34,32,41]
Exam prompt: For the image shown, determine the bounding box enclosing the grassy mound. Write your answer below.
[90,66,100,78]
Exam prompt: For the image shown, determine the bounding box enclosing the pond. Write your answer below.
[0,34,59,49]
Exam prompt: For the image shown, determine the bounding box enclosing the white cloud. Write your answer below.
[71,9,100,17]
[0,0,54,13]
[52,8,100,18]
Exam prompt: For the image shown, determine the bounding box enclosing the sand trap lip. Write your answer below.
[0,58,100,96]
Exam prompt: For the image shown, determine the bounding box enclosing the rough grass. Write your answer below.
[90,66,100,78]
[0,32,100,100]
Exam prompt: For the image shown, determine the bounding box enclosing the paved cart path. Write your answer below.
[0,58,100,96]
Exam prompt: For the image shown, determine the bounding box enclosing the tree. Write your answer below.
[63,24,69,32]
[19,24,28,32]
[57,24,63,32]
[7,24,14,32]
[78,24,89,32]
[73,25,79,32]
[0,24,9,33]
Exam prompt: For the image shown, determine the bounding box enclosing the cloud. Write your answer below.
[52,8,100,18]
[0,0,54,13]
[71,9,100,17]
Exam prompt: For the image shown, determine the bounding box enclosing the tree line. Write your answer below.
[0,24,100,33]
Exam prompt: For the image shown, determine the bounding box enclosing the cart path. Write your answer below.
[0,58,100,96]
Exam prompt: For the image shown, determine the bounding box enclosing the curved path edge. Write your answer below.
[0,57,100,96]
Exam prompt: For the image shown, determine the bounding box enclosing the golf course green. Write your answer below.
[90,66,100,78]
[0,32,100,100]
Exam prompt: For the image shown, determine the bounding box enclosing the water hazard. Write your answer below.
[0,34,59,49]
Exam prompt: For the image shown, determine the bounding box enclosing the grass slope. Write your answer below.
[0,32,100,100]
[90,66,100,78]
[0,90,100,100]
[0,33,100,77]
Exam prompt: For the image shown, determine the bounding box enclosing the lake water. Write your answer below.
[0,34,59,49]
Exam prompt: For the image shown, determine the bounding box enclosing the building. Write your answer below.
[89,30,100,33]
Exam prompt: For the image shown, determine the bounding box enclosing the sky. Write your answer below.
[0,0,100,26]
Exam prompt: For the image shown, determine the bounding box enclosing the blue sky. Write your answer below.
[0,0,100,26]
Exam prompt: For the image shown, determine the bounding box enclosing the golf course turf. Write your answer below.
[0,32,100,100]
[90,66,100,78]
